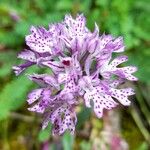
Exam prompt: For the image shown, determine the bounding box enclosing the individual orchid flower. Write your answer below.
[62,14,90,53]
[99,55,138,81]
[13,13,138,135]
[13,24,64,75]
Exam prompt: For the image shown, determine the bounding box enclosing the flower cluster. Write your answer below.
[13,14,137,135]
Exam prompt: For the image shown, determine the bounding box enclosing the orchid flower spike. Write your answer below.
[13,13,138,135]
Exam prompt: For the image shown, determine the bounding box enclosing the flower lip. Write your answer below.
[62,60,70,66]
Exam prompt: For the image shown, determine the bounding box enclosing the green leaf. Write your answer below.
[0,51,17,77]
[56,0,72,10]
[0,66,40,120]
[62,132,74,150]
[80,141,91,150]
[96,0,109,7]
[128,48,150,83]
[133,26,150,41]
[76,107,91,129]
[136,142,149,150]
[38,124,51,142]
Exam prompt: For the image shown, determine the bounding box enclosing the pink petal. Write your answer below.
[109,55,128,69]
[26,26,53,53]
[110,88,131,106]
[28,102,45,113]
[27,88,43,104]
[18,50,37,62]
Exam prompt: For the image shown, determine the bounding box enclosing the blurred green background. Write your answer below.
[0,0,150,150]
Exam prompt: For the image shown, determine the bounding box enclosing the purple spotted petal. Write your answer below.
[110,88,133,106]
[112,37,125,52]
[108,78,125,88]
[113,67,138,81]
[64,13,87,38]
[84,89,118,118]
[109,55,128,68]
[12,61,34,75]
[27,88,43,104]
[42,61,64,73]
[18,49,37,62]
[26,26,53,53]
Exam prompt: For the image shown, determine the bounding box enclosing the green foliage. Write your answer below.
[62,132,74,150]
[0,66,39,120]
[38,124,52,142]
[136,142,149,150]
[0,51,16,77]
[80,140,91,150]
[77,107,91,129]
